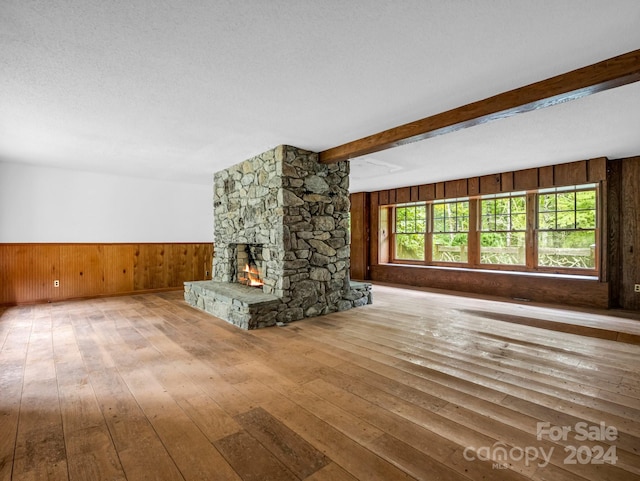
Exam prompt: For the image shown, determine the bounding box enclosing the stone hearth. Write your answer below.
[184,144,372,329]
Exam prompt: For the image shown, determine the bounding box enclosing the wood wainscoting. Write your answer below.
[370,265,609,309]
[0,243,213,306]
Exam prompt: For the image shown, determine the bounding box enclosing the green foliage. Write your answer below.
[538,231,596,268]
[538,189,596,230]
[481,195,526,231]
[395,234,425,260]
[478,195,527,265]
[433,201,469,233]
[396,204,426,233]
[432,234,468,262]
[480,232,526,265]
[395,204,426,259]
[431,200,469,262]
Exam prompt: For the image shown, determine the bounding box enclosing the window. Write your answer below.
[394,203,426,261]
[432,199,469,263]
[383,182,599,275]
[480,193,526,265]
[537,184,597,269]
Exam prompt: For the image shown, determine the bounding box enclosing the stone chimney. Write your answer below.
[185,145,372,329]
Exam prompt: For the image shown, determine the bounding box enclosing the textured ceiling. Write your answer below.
[1,0,639,191]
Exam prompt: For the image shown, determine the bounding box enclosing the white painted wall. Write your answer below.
[0,162,213,243]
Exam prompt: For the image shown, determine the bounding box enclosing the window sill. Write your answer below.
[379,263,599,281]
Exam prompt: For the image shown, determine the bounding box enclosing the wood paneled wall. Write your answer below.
[607,160,623,307]
[347,156,640,310]
[349,192,369,280]
[372,157,607,206]
[0,243,213,306]
[608,156,640,310]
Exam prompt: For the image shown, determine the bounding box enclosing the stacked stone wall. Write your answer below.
[188,144,371,328]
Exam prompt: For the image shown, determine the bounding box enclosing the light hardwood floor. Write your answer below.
[0,284,639,481]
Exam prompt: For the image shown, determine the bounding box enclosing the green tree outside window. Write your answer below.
[480,194,526,265]
[432,199,469,262]
[395,203,426,260]
[538,186,597,268]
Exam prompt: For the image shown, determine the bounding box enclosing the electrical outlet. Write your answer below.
[54,280,60,288]
[635,284,640,293]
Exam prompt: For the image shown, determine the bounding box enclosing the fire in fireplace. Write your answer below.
[241,263,263,287]
[236,244,264,288]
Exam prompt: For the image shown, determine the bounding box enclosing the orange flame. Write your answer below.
[243,264,263,287]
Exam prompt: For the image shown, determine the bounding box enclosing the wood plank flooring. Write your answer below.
[0,284,639,481]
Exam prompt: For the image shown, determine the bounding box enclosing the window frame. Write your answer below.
[535,183,599,274]
[391,202,427,263]
[430,197,471,265]
[478,192,528,268]
[383,183,601,276]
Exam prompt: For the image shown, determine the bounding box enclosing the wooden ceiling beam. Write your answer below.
[319,49,640,164]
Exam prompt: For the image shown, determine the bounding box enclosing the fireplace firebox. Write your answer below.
[236,244,264,287]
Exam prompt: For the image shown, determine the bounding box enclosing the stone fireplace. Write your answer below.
[184,145,372,329]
